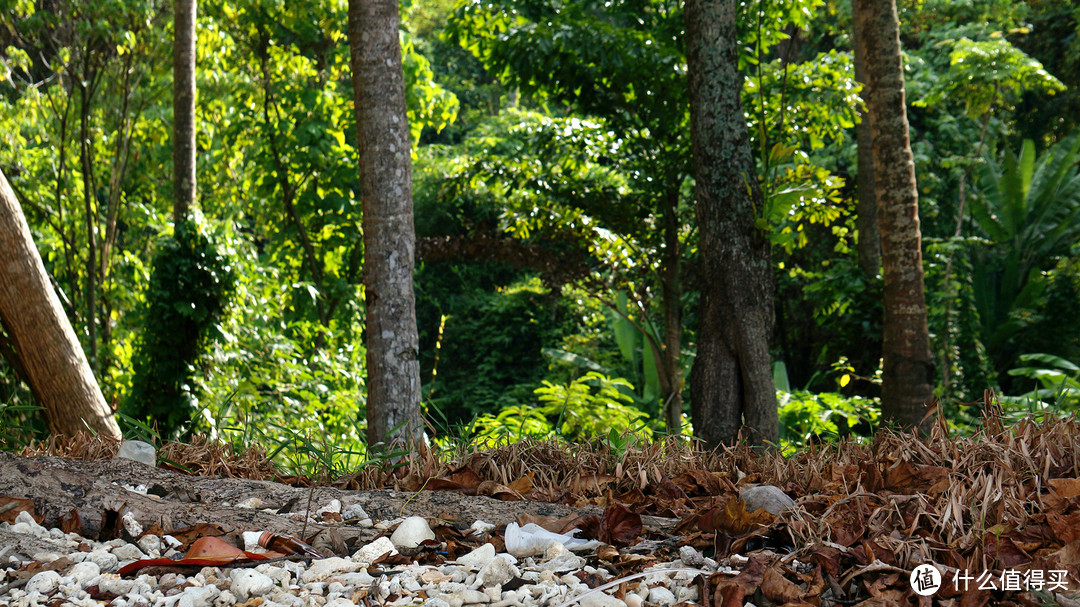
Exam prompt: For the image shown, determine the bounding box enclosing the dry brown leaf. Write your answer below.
[599,503,641,547]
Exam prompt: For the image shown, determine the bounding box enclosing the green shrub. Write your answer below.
[778,389,879,454]
[471,372,651,446]
[123,220,234,439]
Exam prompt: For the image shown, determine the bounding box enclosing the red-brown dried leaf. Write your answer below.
[476,480,523,501]
[0,497,36,524]
[761,565,804,605]
[60,508,82,535]
[599,503,641,546]
[426,465,484,492]
[163,523,227,549]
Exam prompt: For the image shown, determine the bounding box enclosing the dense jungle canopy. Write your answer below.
[0,0,1078,466]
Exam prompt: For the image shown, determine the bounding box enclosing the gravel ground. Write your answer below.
[0,506,731,607]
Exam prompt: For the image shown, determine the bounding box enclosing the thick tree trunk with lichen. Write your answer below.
[855,0,935,430]
[0,169,121,439]
[348,0,424,447]
[684,0,778,448]
[172,0,196,224]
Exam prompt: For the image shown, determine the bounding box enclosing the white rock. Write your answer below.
[470,521,496,536]
[214,590,237,607]
[177,585,219,607]
[302,557,363,583]
[678,545,704,567]
[675,585,700,602]
[354,536,397,564]
[624,593,643,607]
[477,555,516,588]
[84,550,119,572]
[335,571,376,588]
[12,511,46,535]
[456,543,496,570]
[740,484,796,515]
[424,598,452,607]
[116,440,157,466]
[325,599,354,607]
[540,553,585,572]
[138,535,163,557]
[111,543,146,562]
[316,500,341,516]
[121,511,144,537]
[66,561,100,587]
[458,588,491,604]
[504,523,598,558]
[242,531,264,552]
[230,569,276,599]
[579,592,626,607]
[237,498,265,509]
[647,586,676,606]
[26,570,62,594]
[391,516,436,549]
[96,576,134,595]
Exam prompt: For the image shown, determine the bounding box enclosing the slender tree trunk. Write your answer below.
[660,187,683,433]
[0,168,121,439]
[78,77,98,373]
[348,0,424,447]
[852,1,881,277]
[855,0,935,430]
[685,0,778,448]
[173,0,197,223]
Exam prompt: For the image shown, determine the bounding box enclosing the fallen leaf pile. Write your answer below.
[19,398,1080,605]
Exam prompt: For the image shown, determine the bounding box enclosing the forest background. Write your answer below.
[1,0,1079,471]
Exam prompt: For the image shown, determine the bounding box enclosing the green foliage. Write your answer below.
[778,389,879,455]
[916,38,1064,119]
[124,220,235,438]
[1003,353,1080,417]
[417,270,578,426]
[471,372,651,446]
[969,134,1080,374]
[0,399,43,451]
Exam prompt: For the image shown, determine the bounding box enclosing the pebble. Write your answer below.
[0,509,727,607]
[390,516,436,549]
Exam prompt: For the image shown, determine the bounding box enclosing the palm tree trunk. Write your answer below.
[855,0,935,429]
[0,168,121,439]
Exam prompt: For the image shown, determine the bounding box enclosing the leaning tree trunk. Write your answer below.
[0,168,121,439]
[348,0,424,447]
[851,0,881,278]
[684,0,778,448]
[172,0,197,224]
[855,0,935,430]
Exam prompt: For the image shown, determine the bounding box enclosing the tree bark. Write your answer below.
[851,0,881,277]
[348,0,424,447]
[0,168,121,439]
[660,188,683,433]
[854,0,935,430]
[173,0,197,224]
[685,0,778,448]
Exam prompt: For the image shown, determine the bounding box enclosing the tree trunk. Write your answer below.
[0,168,121,439]
[173,0,197,224]
[684,0,778,448]
[854,0,935,430]
[348,0,424,447]
[851,0,881,277]
[660,187,683,433]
